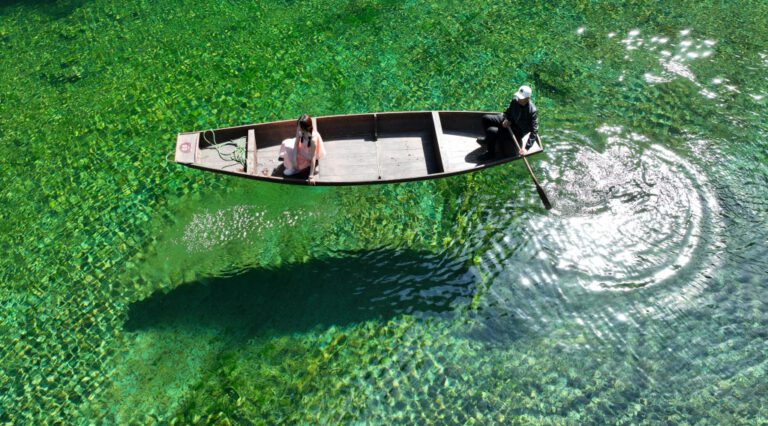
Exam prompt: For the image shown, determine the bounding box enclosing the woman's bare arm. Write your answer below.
[293,129,301,171]
[308,137,318,183]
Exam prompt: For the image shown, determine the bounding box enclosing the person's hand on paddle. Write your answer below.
[519,132,534,156]
[308,175,317,186]
[502,119,510,128]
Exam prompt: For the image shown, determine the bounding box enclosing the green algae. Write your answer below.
[1,0,768,424]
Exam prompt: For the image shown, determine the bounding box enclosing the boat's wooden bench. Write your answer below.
[246,128,257,175]
[432,111,488,174]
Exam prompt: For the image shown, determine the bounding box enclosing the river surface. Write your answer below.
[1,1,766,423]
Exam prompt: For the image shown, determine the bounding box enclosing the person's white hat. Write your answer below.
[514,85,532,100]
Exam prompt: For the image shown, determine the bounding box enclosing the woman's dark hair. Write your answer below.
[297,114,313,147]
[298,114,313,131]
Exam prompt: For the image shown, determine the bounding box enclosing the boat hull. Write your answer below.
[175,111,544,186]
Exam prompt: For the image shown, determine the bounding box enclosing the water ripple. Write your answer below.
[472,127,725,342]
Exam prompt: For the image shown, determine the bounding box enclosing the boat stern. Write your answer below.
[175,132,199,164]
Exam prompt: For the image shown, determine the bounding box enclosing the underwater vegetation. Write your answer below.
[1,0,767,424]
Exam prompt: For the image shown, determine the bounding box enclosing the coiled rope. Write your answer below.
[202,129,247,168]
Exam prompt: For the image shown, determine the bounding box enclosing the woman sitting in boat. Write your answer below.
[280,114,326,184]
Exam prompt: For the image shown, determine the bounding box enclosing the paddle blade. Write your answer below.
[535,183,553,210]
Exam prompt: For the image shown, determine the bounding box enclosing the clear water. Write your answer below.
[1,0,767,423]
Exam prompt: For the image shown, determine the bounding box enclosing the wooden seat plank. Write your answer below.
[246,129,257,175]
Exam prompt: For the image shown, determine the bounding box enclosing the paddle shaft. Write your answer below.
[506,127,552,210]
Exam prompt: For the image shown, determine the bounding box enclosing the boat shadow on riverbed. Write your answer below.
[125,248,479,337]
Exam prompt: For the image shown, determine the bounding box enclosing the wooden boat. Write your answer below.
[174,111,544,185]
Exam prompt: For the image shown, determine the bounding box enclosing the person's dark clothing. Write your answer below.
[480,114,507,156]
[481,100,538,157]
[504,99,538,141]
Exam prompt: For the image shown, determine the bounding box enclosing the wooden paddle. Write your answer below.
[507,127,552,210]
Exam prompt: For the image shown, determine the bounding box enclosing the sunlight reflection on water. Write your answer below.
[541,128,721,294]
[610,27,741,103]
[472,126,725,342]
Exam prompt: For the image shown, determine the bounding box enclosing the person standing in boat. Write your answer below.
[280,114,326,185]
[477,85,539,161]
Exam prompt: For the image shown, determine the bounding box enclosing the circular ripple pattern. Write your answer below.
[473,127,725,340]
[544,127,721,292]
